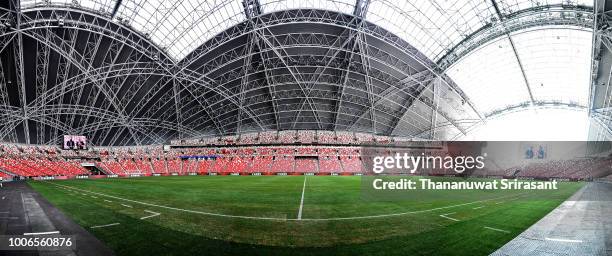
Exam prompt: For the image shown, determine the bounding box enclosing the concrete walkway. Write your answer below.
[0,181,114,256]
[492,182,612,256]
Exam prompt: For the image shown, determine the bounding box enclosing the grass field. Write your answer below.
[29,176,584,256]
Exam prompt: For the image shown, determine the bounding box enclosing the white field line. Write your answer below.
[121,204,133,208]
[473,206,485,210]
[104,199,112,203]
[545,237,583,243]
[91,196,98,199]
[297,176,307,220]
[42,181,527,222]
[24,231,60,236]
[91,223,120,229]
[140,210,161,220]
[484,226,510,233]
[439,212,459,222]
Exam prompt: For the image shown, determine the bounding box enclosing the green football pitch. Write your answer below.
[29,176,583,256]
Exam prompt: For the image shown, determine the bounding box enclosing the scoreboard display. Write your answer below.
[63,135,87,150]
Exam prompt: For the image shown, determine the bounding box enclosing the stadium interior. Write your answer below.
[1,0,612,255]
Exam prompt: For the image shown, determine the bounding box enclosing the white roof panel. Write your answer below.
[511,27,592,105]
[116,0,245,60]
[20,0,594,63]
[260,0,356,14]
[367,0,495,61]
[447,36,531,113]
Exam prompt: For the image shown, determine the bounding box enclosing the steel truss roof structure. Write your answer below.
[0,0,604,146]
[589,0,612,140]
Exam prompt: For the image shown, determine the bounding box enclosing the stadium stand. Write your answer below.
[183,160,198,173]
[295,158,318,173]
[152,159,168,174]
[167,159,183,174]
[0,144,89,177]
[259,131,277,144]
[0,134,609,179]
[239,133,259,145]
[317,131,336,144]
[272,155,295,173]
[0,171,12,180]
[297,130,316,144]
[278,131,296,144]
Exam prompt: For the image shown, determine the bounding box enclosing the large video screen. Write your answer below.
[63,135,87,150]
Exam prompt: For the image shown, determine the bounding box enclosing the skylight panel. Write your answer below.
[21,0,117,13]
[511,27,592,106]
[447,36,531,114]
[260,0,356,15]
[116,0,245,60]
[367,0,493,61]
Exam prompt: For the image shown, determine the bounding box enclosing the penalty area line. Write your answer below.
[439,212,459,222]
[91,223,120,229]
[140,210,161,220]
[297,176,307,220]
[484,226,510,233]
[23,231,60,236]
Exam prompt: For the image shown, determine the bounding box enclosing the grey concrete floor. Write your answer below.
[0,181,114,256]
[492,182,612,256]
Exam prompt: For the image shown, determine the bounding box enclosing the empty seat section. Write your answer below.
[225,157,249,173]
[183,160,198,173]
[272,156,294,173]
[135,159,153,174]
[197,159,212,173]
[211,157,229,173]
[297,130,315,144]
[319,157,342,173]
[251,156,273,172]
[340,156,362,173]
[295,158,317,173]
[152,159,167,173]
[167,159,182,173]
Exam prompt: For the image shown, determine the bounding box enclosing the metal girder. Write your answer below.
[179,14,480,135]
[588,0,612,140]
[11,0,30,144]
[19,7,174,66]
[0,6,203,146]
[487,101,587,118]
[34,28,51,144]
[4,3,592,145]
[490,0,536,106]
[438,3,594,71]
